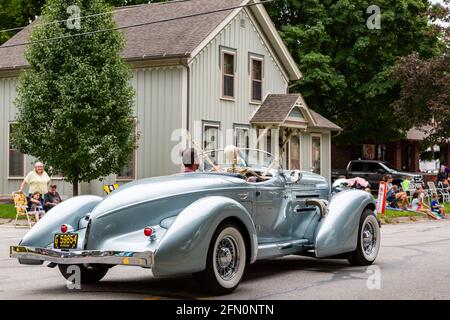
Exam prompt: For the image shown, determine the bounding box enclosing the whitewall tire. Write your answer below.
[194,223,247,295]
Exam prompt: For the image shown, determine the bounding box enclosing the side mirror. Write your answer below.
[377,169,386,174]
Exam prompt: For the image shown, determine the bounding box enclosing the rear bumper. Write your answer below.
[10,246,154,268]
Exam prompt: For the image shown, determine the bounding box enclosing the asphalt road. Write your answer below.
[1,220,450,300]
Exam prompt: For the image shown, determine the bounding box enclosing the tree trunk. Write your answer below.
[72,180,79,197]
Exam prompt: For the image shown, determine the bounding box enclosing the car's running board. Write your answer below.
[256,239,310,260]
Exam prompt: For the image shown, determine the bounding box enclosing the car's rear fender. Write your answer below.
[314,190,376,258]
[152,196,257,277]
[19,195,103,248]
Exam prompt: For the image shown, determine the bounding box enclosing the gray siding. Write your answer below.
[188,9,288,138]
[0,77,73,196]
[132,66,183,178]
[0,67,184,197]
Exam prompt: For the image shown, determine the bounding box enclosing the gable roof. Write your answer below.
[250,94,342,131]
[0,0,301,80]
[0,0,242,70]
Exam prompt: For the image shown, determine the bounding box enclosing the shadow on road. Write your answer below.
[24,256,363,300]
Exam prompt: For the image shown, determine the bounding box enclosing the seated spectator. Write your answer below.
[410,191,439,220]
[437,164,449,182]
[440,178,450,191]
[29,191,45,222]
[401,177,411,193]
[386,175,409,209]
[44,184,62,212]
[430,194,446,219]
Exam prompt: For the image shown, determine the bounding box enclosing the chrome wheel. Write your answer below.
[362,221,376,256]
[348,209,381,266]
[211,226,246,290]
[215,235,240,281]
[360,214,380,262]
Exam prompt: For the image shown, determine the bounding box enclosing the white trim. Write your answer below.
[249,55,264,104]
[7,122,26,180]
[297,95,317,127]
[243,8,290,83]
[181,66,188,131]
[247,0,302,80]
[233,124,250,148]
[310,133,323,175]
[220,49,237,101]
[202,120,221,152]
[187,0,301,81]
[188,0,249,62]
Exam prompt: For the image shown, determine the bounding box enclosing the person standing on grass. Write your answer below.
[18,162,51,200]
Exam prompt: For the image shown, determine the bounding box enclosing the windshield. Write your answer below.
[200,148,278,172]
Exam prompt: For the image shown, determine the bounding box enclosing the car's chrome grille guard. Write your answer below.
[10,246,154,268]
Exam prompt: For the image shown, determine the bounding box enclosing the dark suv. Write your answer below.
[332,160,424,190]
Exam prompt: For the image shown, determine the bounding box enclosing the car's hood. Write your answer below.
[90,173,245,218]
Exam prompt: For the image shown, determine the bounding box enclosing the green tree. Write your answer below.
[0,0,163,45]
[0,0,46,45]
[12,0,136,196]
[265,0,441,145]
[391,0,449,146]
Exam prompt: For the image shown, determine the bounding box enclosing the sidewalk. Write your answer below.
[0,218,31,227]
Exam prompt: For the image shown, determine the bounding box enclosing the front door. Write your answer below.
[289,134,300,170]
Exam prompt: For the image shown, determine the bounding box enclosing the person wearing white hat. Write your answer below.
[182,148,199,173]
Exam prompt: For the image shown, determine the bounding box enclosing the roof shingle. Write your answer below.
[0,0,243,70]
[250,93,342,131]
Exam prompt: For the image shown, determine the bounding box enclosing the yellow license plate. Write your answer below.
[54,233,78,249]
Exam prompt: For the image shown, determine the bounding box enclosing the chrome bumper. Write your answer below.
[10,246,154,268]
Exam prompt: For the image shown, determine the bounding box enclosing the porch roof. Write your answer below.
[250,94,342,131]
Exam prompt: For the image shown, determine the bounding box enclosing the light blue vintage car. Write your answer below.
[10,148,380,294]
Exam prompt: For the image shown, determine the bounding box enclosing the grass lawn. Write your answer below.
[0,204,17,219]
[380,202,450,224]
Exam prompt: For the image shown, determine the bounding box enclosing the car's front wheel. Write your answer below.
[194,223,247,295]
[58,264,109,284]
[348,209,381,266]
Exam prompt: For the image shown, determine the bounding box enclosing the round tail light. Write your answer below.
[144,227,153,237]
[61,224,68,233]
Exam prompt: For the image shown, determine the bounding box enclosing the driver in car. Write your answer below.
[182,148,199,173]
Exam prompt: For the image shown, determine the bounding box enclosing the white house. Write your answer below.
[0,0,341,197]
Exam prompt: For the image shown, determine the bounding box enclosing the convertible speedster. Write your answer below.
[10,147,380,294]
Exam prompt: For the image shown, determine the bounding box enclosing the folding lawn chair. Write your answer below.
[406,183,418,204]
[12,191,34,228]
[437,182,450,203]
